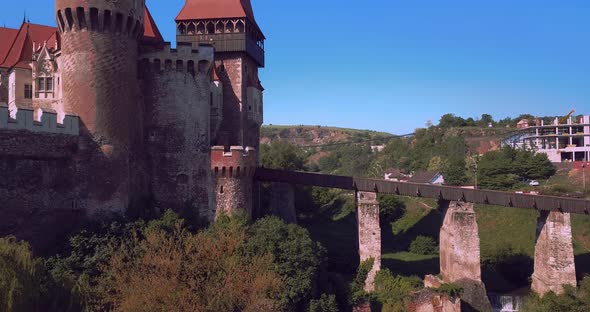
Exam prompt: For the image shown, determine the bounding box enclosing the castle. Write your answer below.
[0,0,265,252]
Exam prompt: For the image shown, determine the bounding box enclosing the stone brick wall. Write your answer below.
[0,129,81,254]
[439,201,482,283]
[211,146,256,217]
[532,211,577,296]
[141,51,214,221]
[56,0,145,216]
[356,191,381,292]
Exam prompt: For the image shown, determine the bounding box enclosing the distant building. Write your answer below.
[516,119,530,129]
[384,168,410,182]
[408,171,445,185]
[504,115,590,162]
[371,145,385,153]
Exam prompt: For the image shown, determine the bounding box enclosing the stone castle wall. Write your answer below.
[211,146,256,217]
[56,0,146,215]
[140,43,215,221]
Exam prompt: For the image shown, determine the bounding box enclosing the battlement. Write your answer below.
[140,42,214,74]
[56,0,145,38]
[0,106,79,135]
[211,146,257,178]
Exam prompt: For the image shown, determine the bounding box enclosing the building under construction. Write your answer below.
[504,115,590,162]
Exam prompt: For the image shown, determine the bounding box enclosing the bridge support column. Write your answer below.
[436,200,491,311]
[270,182,297,224]
[356,191,381,292]
[439,201,482,282]
[532,211,577,296]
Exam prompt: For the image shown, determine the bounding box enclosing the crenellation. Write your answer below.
[139,42,214,74]
[0,106,79,135]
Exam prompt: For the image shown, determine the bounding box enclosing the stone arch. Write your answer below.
[64,8,74,30]
[187,60,195,75]
[89,8,99,31]
[198,60,209,74]
[76,7,87,30]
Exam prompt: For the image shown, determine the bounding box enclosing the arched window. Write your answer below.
[225,22,234,33]
[176,60,183,72]
[207,22,215,34]
[178,23,186,35]
[236,20,245,33]
[196,22,205,34]
[187,23,196,35]
[187,60,195,75]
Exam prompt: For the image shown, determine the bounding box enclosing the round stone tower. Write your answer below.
[55,0,145,214]
[211,146,257,217]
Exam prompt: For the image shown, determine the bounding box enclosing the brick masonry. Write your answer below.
[269,182,297,224]
[439,201,482,283]
[356,191,381,292]
[211,146,257,217]
[532,211,577,296]
[438,200,492,312]
[142,56,214,221]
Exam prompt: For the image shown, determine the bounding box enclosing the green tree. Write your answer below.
[427,156,448,172]
[261,141,306,171]
[244,217,326,311]
[0,237,72,312]
[444,157,468,186]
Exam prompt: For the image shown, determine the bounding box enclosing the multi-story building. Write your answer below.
[0,0,265,253]
[504,115,590,162]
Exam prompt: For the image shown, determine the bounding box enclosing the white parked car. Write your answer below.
[528,180,540,186]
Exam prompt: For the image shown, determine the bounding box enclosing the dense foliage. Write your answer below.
[373,269,422,312]
[1,212,329,312]
[0,237,68,312]
[409,236,438,255]
[523,277,590,312]
[478,146,555,190]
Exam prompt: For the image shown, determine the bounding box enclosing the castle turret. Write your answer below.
[55,0,145,214]
[140,42,216,221]
[211,146,257,217]
[176,0,265,149]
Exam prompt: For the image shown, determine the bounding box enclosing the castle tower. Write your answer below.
[211,146,257,217]
[55,0,145,214]
[176,0,265,149]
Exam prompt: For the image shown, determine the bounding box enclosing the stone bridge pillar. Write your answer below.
[436,200,491,311]
[439,201,482,283]
[532,211,577,296]
[270,182,297,224]
[356,191,381,292]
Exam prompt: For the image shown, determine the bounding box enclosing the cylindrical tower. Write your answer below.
[55,0,145,214]
[211,146,256,218]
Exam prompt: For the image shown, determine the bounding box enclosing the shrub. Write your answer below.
[309,293,338,312]
[373,269,422,312]
[350,258,375,304]
[409,236,438,255]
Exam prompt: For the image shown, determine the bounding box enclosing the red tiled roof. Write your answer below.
[143,6,164,44]
[0,22,58,69]
[176,0,262,34]
[0,27,19,64]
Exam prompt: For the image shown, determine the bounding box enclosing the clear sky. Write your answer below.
[3,1,589,134]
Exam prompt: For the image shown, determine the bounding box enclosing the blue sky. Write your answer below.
[3,1,589,134]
